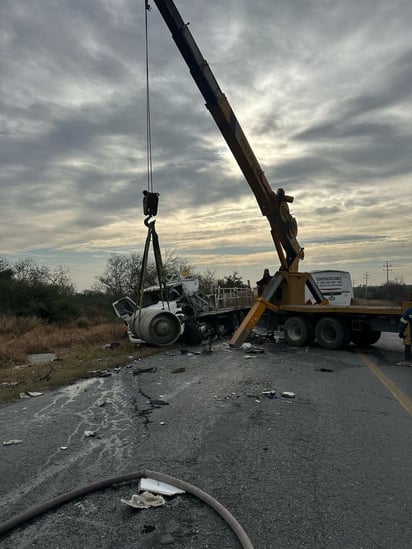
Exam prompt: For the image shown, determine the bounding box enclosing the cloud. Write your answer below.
[1,0,411,290]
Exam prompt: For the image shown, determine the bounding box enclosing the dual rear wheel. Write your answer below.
[284,316,380,350]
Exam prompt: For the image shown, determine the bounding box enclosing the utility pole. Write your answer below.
[363,272,370,299]
[382,260,392,284]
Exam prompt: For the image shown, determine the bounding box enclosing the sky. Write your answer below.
[1,0,412,291]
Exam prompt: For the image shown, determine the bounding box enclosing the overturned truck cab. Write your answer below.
[113,277,254,346]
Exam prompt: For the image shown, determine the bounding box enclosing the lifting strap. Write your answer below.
[136,193,169,310]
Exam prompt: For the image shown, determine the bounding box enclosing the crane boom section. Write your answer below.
[152,0,303,271]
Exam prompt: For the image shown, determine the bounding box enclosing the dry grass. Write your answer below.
[0,316,160,403]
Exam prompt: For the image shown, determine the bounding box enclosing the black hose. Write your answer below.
[0,469,254,549]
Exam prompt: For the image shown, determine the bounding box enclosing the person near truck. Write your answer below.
[398,307,412,339]
[256,268,272,296]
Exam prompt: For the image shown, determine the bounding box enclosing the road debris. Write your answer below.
[281,391,295,399]
[262,390,277,399]
[248,347,265,354]
[133,366,156,376]
[151,399,169,406]
[90,369,112,378]
[84,430,97,437]
[60,446,68,450]
[27,353,58,364]
[13,363,32,370]
[172,367,185,374]
[103,342,120,350]
[0,382,19,388]
[121,491,166,509]
[3,440,23,446]
[316,367,334,373]
[138,478,185,496]
[19,391,44,399]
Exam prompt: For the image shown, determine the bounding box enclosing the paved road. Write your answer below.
[1,333,411,548]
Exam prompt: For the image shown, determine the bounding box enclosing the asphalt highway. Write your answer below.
[1,332,411,548]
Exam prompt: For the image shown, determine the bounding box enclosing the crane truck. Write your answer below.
[117,0,410,351]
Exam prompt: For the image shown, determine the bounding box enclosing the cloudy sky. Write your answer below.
[1,0,411,291]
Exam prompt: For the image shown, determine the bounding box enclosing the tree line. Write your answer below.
[1,255,409,323]
[0,254,247,323]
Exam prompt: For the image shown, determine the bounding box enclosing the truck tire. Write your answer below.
[284,316,314,347]
[351,329,381,346]
[182,320,202,344]
[315,317,347,350]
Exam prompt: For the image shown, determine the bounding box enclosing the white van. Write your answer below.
[305,270,354,306]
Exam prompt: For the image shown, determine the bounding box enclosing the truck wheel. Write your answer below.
[182,320,202,344]
[351,330,381,346]
[284,317,314,347]
[315,317,347,350]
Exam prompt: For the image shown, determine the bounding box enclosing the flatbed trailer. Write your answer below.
[234,301,403,350]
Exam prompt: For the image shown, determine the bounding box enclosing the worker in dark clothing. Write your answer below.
[398,307,412,339]
[256,268,272,296]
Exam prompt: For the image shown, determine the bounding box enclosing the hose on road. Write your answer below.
[0,468,254,549]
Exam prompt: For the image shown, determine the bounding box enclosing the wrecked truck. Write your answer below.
[112,277,254,346]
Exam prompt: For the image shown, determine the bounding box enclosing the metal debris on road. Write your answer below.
[132,366,156,375]
[3,440,23,446]
[138,478,185,496]
[121,491,166,509]
[281,391,295,399]
[84,430,97,437]
[19,391,43,399]
[248,347,265,354]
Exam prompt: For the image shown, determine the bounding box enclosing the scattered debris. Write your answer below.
[27,353,58,364]
[396,361,412,367]
[121,491,166,509]
[316,367,334,373]
[133,366,156,376]
[248,347,265,354]
[138,478,185,496]
[13,363,32,370]
[3,440,23,446]
[172,367,185,374]
[151,399,169,406]
[84,430,97,437]
[103,342,120,350]
[281,391,295,399]
[90,369,112,378]
[19,391,43,399]
[1,382,19,388]
[160,421,165,425]
[180,349,192,355]
[241,343,253,350]
[262,390,277,400]
[60,446,68,451]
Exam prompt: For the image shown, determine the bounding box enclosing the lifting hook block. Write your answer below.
[143,190,159,217]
